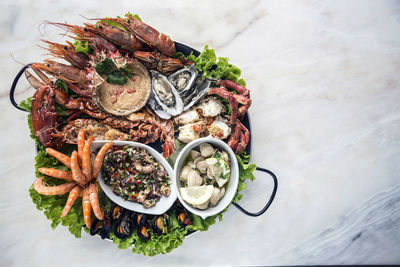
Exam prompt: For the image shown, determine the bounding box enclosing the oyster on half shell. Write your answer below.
[150,70,183,116]
[168,64,198,96]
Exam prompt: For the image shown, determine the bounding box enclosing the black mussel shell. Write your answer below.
[177,209,191,228]
[90,213,111,239]
[152,213,169,235]
[111,205,123,222]
[137,224,151,241]
[114,210,134,239]
[135,213,146,227]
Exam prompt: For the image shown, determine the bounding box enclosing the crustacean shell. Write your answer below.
[150,70,183,116]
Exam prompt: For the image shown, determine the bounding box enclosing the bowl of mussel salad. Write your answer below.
[173,136,239,219]
[92,140,177,215]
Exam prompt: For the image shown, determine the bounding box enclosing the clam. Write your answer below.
[190,149,201,160]
[210,187,226,207]
[196,160,208,173]
[150,70,183,116]
[193,156,204,166]
[187,170,203,187]
[180,165,192,181]
[200,143,214,157]
[193,200,209,210]
[186,160,195,169]
[221,151,229,163]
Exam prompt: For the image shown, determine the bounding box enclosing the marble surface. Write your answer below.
[1,0,400,265]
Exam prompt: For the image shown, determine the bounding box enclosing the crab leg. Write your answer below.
[218,80,250,97]
[208,87,238,124]
[235,121,250,154]
[232,94,252,119]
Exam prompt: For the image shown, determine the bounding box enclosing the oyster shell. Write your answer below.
[147,91,171,119]
[182,77,211,111]
[150,70,183,116]
[168,64,198,96]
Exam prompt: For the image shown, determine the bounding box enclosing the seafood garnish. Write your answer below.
[150,70,183,116]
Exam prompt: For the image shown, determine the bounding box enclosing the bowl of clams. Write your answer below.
[174,136,239,219]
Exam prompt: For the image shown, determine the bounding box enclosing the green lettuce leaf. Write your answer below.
[18,97,32,112]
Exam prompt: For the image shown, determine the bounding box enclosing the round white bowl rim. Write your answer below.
[173,136,239,219]
[91,140,177,215]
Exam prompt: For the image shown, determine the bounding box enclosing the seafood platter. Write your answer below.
[10,13,278,256]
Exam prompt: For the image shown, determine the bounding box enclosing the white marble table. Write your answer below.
[1,0,399,265]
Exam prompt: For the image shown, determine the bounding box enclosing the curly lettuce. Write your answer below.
[20,43,257,256]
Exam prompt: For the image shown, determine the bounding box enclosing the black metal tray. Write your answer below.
[9,42,277,218]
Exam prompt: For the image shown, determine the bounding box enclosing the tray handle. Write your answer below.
[232,167,278,217]
[10,63,32,112]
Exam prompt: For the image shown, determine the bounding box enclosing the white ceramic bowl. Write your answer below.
[173,136,239,219]
[91,140,177,215]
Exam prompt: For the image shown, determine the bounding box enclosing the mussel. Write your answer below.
[137,224,151,241]
[176,208,191,228]
[114,210,135,239]
[90,213,111,239]
[151,213,169,235]
[111,205,123,222]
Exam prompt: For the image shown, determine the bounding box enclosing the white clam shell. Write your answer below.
[200,143,214,157]
[187,170,203,187]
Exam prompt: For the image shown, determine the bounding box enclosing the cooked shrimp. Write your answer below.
[71,151,85,185]
[77,129,86,163]
[46,148,71,169]
[60,185,82,218]
[38,167,73,181]
[82,136,94,181]
[91,141,114,180]
[33,177,75,195]
[88,183,104,220]
[82,187,92,229]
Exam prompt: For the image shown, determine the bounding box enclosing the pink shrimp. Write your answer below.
[33,177,76,195]
[60,185,82,218]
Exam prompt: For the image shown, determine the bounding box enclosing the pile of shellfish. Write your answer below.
[26,14,252,157]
